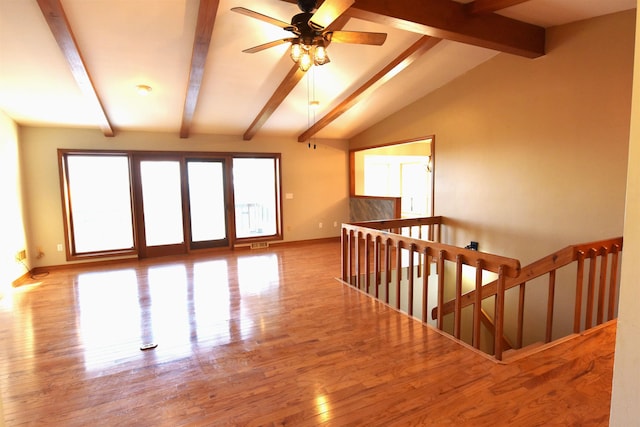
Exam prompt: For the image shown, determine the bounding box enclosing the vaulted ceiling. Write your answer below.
[0,0,635,141]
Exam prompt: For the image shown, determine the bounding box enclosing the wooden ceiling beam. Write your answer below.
[243,65,305,141]
[36,0,114,137]
[180,0,220,139]
[242,15,350,141]
[298,36,442,142]
[467,0,532,15]
[281,0,545,58]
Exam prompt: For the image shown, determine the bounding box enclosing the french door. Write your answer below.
[60,150,282,261]
[185,158,229,250]
[133,155,230,258]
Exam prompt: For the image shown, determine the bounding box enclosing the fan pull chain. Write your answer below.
[307,67,317,149]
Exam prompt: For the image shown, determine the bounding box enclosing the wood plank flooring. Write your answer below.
[0,240,615,426]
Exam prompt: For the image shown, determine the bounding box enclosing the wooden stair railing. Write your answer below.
[341,218,521,361]
[349,216,444,243]
[433,237,623,357]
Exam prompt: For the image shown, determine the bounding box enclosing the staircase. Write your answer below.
[341,216,623,361]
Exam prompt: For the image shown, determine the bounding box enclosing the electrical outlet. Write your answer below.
[319,222,323,229]
[57,243,63,252]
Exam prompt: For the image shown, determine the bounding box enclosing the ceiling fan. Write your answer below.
[232,0,387,71]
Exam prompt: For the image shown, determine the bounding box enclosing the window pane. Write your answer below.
[400,162,429,216]
[140,161,184,246]
[233,158,278,238]
[187,161,226,242]
[66,155,134,253]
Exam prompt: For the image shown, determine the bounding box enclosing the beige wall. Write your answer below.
[18,127,350,268]
[610,4,640,425]
[0,110,26,293]
[352,11,633,260]
[351,11,635,340]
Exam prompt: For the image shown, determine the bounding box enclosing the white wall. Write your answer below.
[0,110,27,292]
[610,4,640,425]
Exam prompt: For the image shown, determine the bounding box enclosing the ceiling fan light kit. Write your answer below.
[291,40,330,71]
[232,0,386,72]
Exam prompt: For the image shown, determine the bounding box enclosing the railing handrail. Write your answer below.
[432,236,624,320]
[349,216,444,230]
[342,223,521,278]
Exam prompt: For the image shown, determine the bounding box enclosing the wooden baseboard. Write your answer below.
[12,271,34,287]
[18,237,342,278]
[234,236,340,250]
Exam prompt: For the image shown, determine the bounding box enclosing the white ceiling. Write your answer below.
[0,0,636,141]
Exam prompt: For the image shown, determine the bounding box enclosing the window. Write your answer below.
[233,157,280,239]
[62,153,135,257]
[60,150,282,260]
[352,138,434,218]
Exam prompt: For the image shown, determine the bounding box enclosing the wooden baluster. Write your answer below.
[454,254,463,339]
[374,236,381,299]
[395,241,402,310]
[422,248,430,323]
[355,231,362,290]
[574,250,585,333]
[417,229,423,279]
[597,247,609,325]
[494,265,506,361]
[364,233,371,294]
[585,248,597,329]
[437,250,446,331]
[546,270,556,343]
[385,239,391,304]
[608,245,621,321]
[347,229,354,286]
[517,283,525,348]
[408,244,415,316]
[341,227,347,283]
[473,259,484,349]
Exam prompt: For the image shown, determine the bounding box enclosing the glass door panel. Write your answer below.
[187,159,229,248]
[140,161,184,246]
[136,158,187,258]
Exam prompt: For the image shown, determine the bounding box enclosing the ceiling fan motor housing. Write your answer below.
[297,0,317,13]
[291,12,317,45]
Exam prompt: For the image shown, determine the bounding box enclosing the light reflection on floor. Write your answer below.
[192,260,231,345]
[77,269,142,371]
[237,254,280,296]
[75,252,281,371]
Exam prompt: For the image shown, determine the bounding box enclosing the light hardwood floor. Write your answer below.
[1,240,615,426]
